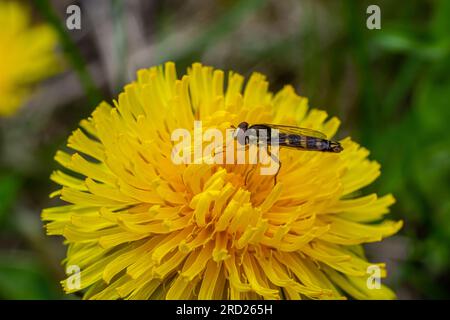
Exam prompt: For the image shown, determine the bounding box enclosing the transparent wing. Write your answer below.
[261,124,327,139]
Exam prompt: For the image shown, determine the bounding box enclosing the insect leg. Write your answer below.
[244,165,256,186]
[267,146,281,185]
[274,160,282,185]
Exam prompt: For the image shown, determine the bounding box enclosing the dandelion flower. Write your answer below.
[0,1,59,116]
[42,62,402,300]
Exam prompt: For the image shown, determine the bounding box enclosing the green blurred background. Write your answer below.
[0,0,449,299]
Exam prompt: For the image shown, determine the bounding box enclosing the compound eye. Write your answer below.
[237,122,249,131]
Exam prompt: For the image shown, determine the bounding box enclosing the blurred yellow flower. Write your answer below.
[0,1,59,116]
[42,62,402,300]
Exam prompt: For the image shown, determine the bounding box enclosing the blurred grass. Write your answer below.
[35,0,103,106]
[0,173,21,225]
[0,0,449,299]
[364,0,450,298]
[0,251,62,299]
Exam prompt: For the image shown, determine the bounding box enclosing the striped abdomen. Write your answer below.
[278,133,330,151]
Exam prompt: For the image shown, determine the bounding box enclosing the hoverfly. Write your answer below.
[232,122,343,184]
[234,122,343,153]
